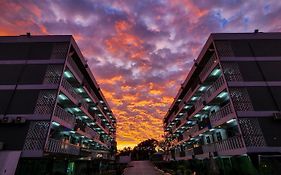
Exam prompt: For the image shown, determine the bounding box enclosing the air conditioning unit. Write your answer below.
[1,117,12,123]
[273,112,281,120]
[14,117,26,124]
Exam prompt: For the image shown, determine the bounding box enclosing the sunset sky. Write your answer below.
[0,0,280,149]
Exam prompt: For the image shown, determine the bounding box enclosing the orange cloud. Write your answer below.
[105,20,146,60]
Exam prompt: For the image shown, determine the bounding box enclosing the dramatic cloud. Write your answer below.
[1,0,281,149]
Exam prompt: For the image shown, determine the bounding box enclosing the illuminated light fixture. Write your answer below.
[104,107,107,110]
[70,131,75,133]
[184,105,190,109]
[211,68,221,76]
[63,71,73,78]
[100,100,104,104]
[76,88,84,93]
[218,92,228,98]
[194,114,200,118]
[58,94,68,100]
[177,99,182,102]
[73,108,81,112]
[107,112,110,115]
[199,86,207,91]
[210,129,215,131]
[90,122,95,125]
[191,97,198,101]
[85,98,91,102]
[81,116,88,119]
[92,107,98,110]
[52,121,60,127]
[199,134,203,136]
[98,114,102,117]
[227,119,236,124]
[187,121,192,124]
[203,105,211,110]
[102,119,106,121]
[179,113,184,116]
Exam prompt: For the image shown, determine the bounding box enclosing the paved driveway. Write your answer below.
[123,161,162,175]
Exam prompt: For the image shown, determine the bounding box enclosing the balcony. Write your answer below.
[80,101,90,111]
[209,103,235,127]
[53,106,76,129]
[204,75,226,101]
[46,138,80,156]
[95,116,102,125]
[85,126,100,140]
[61,78,82,102]
[199,54,218,82]
[185,148,194,158]
[202,143,216,153]
[216,135,245,153]
[186,124,199,137]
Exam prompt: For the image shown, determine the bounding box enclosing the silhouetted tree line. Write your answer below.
[118,139,159,160]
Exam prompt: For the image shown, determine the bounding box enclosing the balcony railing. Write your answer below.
[216,135,244,152]
[199,54,217,81]
[183,130,190,140]
[67,56,84,82]
[61,78,82,102]
[194,94,206,111]
[202,143,216,153]
[185,148,194,157]
[80,101,90,111]
[85,126,100,140]
[209,103,234,126]
[46,138,80,155]
[205,75,225,100]
[189,124,199,137]
[54,106,76,128]
[96,116,102,125]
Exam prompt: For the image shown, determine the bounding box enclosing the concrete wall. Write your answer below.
[0,151,21,175]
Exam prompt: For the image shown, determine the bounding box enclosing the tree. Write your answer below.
[131,139,158,160]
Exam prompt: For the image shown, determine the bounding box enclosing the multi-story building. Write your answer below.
[0,34,117,175]
[163,32,281,164]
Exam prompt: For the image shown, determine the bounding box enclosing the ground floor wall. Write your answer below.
[159,153,281,175]
[15,157,115,175]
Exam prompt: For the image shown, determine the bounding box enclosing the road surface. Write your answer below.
[123,161,162,175]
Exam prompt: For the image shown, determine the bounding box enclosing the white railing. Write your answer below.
[54,106,76,127]
[46,138,80,155]
[209,103,233,125]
